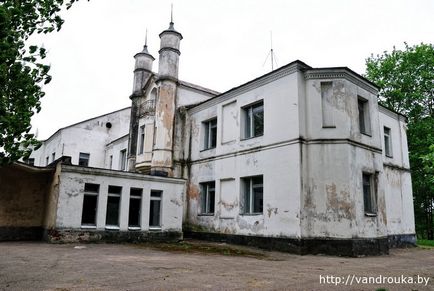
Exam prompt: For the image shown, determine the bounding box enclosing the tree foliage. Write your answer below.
[0,0,83,165]
[365,43,434,239]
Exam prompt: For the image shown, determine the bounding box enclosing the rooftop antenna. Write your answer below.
[263,31,278,71]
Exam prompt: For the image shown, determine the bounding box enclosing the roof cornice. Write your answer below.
[188,61,309,114]
[304,68,379,95]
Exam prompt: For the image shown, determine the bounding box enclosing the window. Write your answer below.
[243,101,264,139]
[109,155,113,169]
[81,183,99,226]
[200,182,215,214]
[362,173,377,215]
[138,125,145,154]
[129,188,142,228]
[120,149,127,171]
[384,127,392,157]
[51,152,55,162]
[106,185,122,227]
[46,156,49,166]
[149,190,162,228]
[203,118,217,149]
[242,175,263,214]
[79,152,90,167]
[27,158,35,166]
[358,98,370,135]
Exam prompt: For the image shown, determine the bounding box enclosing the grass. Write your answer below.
[417,239,434,248]
[135,240,272,260]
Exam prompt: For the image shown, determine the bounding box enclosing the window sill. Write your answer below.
[149,227,162,231]
[198,213,214,216]
[200,147,216,152]
[81,225,96,229]
[361,132,372,137]
[385,154,393,158]
[105,226,120,230]
[128,227,141,231]
[240,134,263,141]
[364,213,377,217]
[322,125,336,129]
[240,213,263,216]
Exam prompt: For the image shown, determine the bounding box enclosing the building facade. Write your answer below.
[7,19,415,255]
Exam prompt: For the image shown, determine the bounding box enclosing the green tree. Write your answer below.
[365,43,434,239]
[0,0,84,165]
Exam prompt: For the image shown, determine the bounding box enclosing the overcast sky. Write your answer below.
[30,0,434,140]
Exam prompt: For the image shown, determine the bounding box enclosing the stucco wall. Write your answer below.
[55,165,185,232]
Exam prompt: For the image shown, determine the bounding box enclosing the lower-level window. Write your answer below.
[363,173,377,215]
[128,188,142,228]
[81,183,99,226]
[242,175,263,214]
[149,190,162,228]
[200,181,215,214]
[106,185,122,227]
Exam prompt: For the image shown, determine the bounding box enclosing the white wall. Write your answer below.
[30,108,130,168]
[55,165,185,232]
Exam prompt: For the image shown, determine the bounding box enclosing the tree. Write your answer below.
[0,0,84,165]
[365,43,434,239]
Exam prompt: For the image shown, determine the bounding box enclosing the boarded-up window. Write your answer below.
[321,82,335,127]
[222,101,237,143]
[220,178,236,219]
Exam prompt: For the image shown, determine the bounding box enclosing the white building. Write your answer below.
[6,19,415,256]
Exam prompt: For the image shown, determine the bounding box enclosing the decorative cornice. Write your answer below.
[159,47,181,56]
[156,75,178,83]
[159,29,183,40]
[304,69,378,95]
[188,63,304,114]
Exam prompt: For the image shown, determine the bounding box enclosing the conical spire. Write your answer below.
[168,3,176,31]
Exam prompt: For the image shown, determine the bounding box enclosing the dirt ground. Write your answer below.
[0,240,433,291]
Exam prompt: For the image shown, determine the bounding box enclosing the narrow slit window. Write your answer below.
[358,97,371,135]
[384,127,392,157]
[321,82,335,127]
[120,149,127,171]
[138,125,145,155]
[362,173,377,215]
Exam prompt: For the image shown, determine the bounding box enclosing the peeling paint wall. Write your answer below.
[379,109,414,236]
[55,165,184,232]
[186,72,302,237]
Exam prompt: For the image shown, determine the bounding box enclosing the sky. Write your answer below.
[30,0,434,140]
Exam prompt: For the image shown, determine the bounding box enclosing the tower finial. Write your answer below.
[145,28,148,47]
[171,3,173,24]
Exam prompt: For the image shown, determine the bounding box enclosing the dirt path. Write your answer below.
[0,241,433,290]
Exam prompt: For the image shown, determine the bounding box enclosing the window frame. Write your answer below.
[138,125,146,155]
[362,173,377,216]
[119,149,127,171]
[149,190,163,229]
[78,152,90,167]
[357,97,371,136]
[105,185,122,229]
[81,183,99,228]
[242,101,264,140]
[199,181,216,215]
[384,126,393,158]
[241,175,263,215]
[202,118,217,150]
[128,188,142,229]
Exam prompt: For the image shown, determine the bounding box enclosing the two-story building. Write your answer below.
[1,18,415,256]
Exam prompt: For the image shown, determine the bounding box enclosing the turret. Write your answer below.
[132,33,155,95]
[151,15,183,177]
[127,34,155,172]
